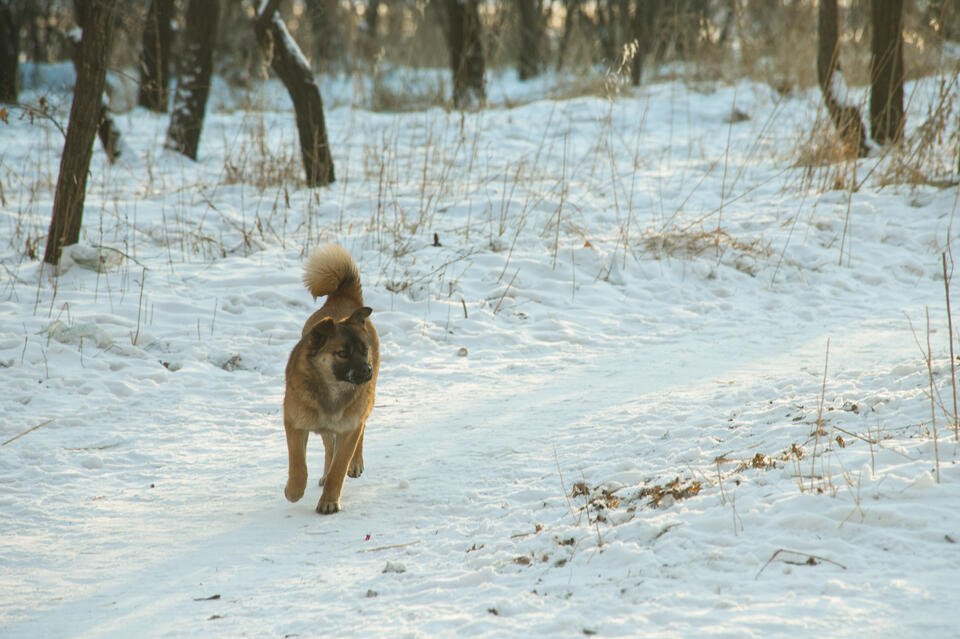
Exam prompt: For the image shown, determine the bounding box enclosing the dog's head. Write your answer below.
[306,307,375,385]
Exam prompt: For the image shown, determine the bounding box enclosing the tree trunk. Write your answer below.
[307,0,344,73]
[596,0,616,66]
[517,0,543,81]
[443,0,486,108]
[255,0,335,187]
[629,0,659,86]
[138,0,174,112]
[166,0,219,160]
[870,0,904,145]
[0,2,19,103]
[64,26,122,163]
[44,0,117,266]
[357,0,380,60]
[817,0,869,157]
[556,0,580,72]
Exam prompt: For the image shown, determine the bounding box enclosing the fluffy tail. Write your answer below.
[302,244,364,305]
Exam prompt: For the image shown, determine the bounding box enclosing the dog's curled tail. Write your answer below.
[303,244,364,304]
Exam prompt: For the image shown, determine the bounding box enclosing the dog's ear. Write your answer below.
[346,307,372,325]
[309,317,337,349]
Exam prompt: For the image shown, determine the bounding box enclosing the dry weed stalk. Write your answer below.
[942,251,959,440]
[810,338,831,494]
[924,307,942,483]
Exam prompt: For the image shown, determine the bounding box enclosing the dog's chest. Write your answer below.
[304,383,361,434]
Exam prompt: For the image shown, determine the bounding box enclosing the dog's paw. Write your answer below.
[316,499,341,515]
[285,478,306,503]
[348,458,364,479]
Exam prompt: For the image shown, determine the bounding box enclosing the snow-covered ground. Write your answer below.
[2,67,960,637]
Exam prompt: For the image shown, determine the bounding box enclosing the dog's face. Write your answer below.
[307,307,375,386]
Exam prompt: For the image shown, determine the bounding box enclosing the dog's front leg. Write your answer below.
[348,423,365,478]
[284,422,309,502]
[316,427,362,514]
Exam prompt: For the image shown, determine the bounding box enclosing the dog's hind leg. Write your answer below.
[318,431,336,486]
[284,423,309,502]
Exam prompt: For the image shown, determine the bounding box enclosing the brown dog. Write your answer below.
[283,244,379,514]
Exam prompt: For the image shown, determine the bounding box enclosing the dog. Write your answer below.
[283,244,379,514]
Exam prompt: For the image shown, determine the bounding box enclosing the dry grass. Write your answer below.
[222,116,302,191]
[878,70,960,187]
[792,112,863,193]
[641,225,771,275]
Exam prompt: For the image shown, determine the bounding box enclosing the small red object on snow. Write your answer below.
[364,534,371,541]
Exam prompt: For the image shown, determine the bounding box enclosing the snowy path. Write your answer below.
[4,293,955,638]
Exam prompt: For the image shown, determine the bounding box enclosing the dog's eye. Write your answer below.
[335,350,349,359]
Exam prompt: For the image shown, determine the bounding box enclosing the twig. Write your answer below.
[132,267,146,346]
[942,252,958,440]
[554,446,579,525]
[89,244,148,269]
[15,102,67,137]
[925,307,942,483]
[357,540,420,553]
[493,268,519,315]
[811,338,830,493]
[255,0,282,22]
[2,419,55,446]
[755,548,847,579]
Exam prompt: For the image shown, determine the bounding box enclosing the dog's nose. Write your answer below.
[361,364,373,380]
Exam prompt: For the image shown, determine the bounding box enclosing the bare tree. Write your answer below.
[629,0,660,86]
[63,21,121,163]
[44,0,117,266]
[166,0,220,160]
[307,0,345,73]
[517,0,545,81]
[138,0,175,112]
[359,0,381,60]
[869,0,905,144]
[817,0,869,157]
[443,0,486,108]
[255,0,335,187]
[0,1,18,103]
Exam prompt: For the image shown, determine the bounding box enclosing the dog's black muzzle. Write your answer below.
[350,364,373,385]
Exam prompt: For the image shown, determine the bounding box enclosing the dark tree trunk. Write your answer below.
[255,0,335,187]
[443,0,486,108]
[44,0,117,266]
[357,0,380,60]
[556,0,580,72]
[65,25,122,163]
[0,2,19,103]
[517,0,544,81]
[629,0,659,86]
[307,0,344,73]
[596,0,616,66]
[870,0,905,144]
[138,0,174,112]
[166,0,219,160]
[817,0,869,157]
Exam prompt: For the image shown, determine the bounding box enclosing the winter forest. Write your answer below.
[2,1,960,637]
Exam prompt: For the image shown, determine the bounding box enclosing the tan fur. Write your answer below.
[283,245,379,514]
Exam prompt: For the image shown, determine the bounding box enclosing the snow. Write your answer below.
[829,68,853,107]
[2,67,960,638]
